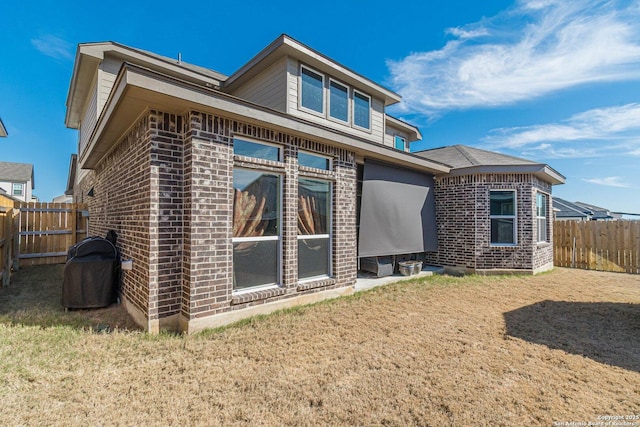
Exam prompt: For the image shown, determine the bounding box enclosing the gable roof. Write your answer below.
[66,41,227,129]
[0,117,7,137]
[222,34,402,106]
[414,145,565,185]
[0,161,34,188]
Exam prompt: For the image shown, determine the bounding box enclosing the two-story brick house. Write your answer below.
[65,34,564,333]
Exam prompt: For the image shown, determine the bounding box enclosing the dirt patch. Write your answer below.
[0,266,638,426]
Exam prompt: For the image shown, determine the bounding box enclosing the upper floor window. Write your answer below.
[536,192,548,243]
[234,137,281,162]
[300,66,324,114]
[394,135,407,151]
[299,151,331,171]
[299,64,372,131]
[329,79,349,122]
[353,91,371,130]
[490,190,516,245]
[12,183,24,196]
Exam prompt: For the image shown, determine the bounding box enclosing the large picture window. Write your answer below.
[232,168,281,290]
[536,192,548,243]
[298,178,331,280]
[490,190,517,245]
[300,66,324,114]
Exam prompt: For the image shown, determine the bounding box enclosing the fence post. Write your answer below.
[12,208,19,272]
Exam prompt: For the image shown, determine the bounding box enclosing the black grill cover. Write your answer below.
[62,236,119,309]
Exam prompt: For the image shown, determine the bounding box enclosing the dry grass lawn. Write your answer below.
[0,265,639,426]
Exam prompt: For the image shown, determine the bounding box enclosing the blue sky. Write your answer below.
[1,0,640,214]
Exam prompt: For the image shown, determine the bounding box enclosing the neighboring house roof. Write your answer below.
[414,145,565,185]
[553,197,592,219]
[574,201,622,220]
[0,161,34,188]
[0,117,7,137]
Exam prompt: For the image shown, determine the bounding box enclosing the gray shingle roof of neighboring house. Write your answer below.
[414,144,566,185]
[0,117,7,137]
[0,161,34,188]
[574,201,622,220]
[553,197,592,219]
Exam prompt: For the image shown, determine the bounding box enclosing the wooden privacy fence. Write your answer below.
[0,206,18,286]
[15,202,88,267]
[554,220,640,274]
[0,202,89,286]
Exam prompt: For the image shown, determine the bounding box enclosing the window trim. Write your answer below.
[536,191,549,243]
[231,167,283,291]
[489,189,517,246]
[352,89,372,131]
[299,65,325,117]
[328,78,349,124]
[394,135,407,151]
[233,136,283,162]
[297,178,333,281]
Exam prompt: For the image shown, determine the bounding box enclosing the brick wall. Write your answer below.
[80,108,357,331]
[426,173,554,273]
[78,114,153,318]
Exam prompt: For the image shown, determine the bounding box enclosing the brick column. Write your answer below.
[182,112,233,324]
[332,158,357,286]
[282,145,299,291]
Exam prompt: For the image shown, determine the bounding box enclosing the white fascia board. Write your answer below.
[82,63,449,175]
[385,115,422,141]
[442,164,566,185]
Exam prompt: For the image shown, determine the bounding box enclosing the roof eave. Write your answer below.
[385,115,422,142]
[81,63,449,176]
[65,44,106,129]
[0,117,7,137]
[441,164,566,185]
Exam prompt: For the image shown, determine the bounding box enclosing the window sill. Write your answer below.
[536,241,552,248]
[296,277,335,292]
[231,286,285,305]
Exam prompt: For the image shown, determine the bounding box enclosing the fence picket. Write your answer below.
[554,220,640,274]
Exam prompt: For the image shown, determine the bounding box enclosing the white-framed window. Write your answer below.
[394,135,407,151]
[490,190,517,245]
[329,79,349,123]
[353,90,371,130]
[232,168,282,291]
[536,192,548,243]
[298,178,332,280]
[300,65,324,115]
[12,183,24,196]
[233,137,281,162]
[298,151,331,171]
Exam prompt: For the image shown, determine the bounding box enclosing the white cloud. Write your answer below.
[482,103,640,157]
[388,0,640,116]
[582,176,630,188]
[31,35,74,61]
